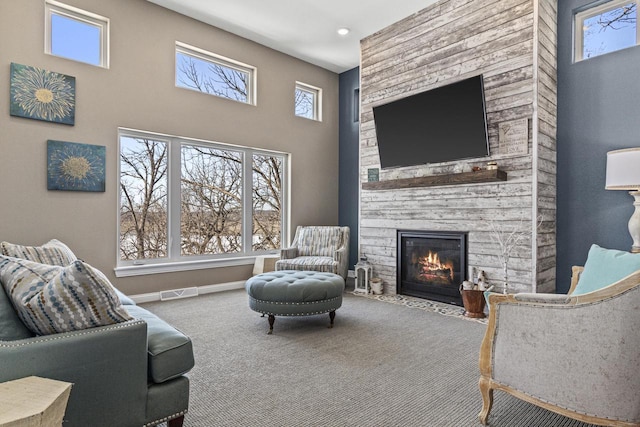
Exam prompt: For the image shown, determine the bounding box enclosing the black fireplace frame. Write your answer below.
[396,230,468,306]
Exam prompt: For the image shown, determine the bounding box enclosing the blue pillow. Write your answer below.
[572,244,640,295]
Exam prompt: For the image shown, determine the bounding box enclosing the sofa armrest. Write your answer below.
[280,247,298,259]
[0,320,149,427]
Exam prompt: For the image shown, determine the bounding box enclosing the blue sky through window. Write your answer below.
[51,13,101,66]
[583,3,637,59]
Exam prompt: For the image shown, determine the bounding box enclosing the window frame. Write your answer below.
[574,0,639,62]
[116,128,289,277]
[44,0,110,68]
[295,82,322,121]
[175,41,257,105]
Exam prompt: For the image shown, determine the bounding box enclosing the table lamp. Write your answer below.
[605,148,640,253]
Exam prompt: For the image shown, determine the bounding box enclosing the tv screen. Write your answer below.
[372,75,489,169]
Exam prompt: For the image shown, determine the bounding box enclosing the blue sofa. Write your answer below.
[0,283,194,427]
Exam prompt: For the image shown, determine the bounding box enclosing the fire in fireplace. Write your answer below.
[397,230,467,305]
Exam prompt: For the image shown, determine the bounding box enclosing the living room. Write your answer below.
[1,0,640,426]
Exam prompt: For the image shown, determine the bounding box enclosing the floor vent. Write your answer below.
[160,287,199,301]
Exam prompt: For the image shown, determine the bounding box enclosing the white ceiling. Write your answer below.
[147,0,439,73]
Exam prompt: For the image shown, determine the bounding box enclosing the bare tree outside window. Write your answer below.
[120,137,168,261]
[295,87,315,119]
[181,146,243,255]
[252,154,283,251]
[580,2,637,59]
[176,50,251,103]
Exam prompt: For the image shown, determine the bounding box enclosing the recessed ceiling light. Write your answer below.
[337,28,350,36]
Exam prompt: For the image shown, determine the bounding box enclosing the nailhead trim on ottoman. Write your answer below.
[245,270,345,334]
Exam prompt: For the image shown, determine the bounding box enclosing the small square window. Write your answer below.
[575,0,638,61]
[295,82,322,121]
[175,42,256,105]
[45,0,109,68]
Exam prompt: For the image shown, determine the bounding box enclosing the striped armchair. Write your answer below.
[276,226,350,279]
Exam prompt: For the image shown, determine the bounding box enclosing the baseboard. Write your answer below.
[129,280,246,304]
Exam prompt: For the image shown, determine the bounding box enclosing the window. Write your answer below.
[175,42,256,105]
[575,0,638,61]
[118,129,287,276]
[45,0,109,67]
[295,82,322,121]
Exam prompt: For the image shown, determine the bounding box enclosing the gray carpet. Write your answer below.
[142,290,598,427]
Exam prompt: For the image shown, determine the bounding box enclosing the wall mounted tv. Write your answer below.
[372,75,489,169]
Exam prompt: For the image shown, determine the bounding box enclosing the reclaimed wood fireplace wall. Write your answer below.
[359,0,557,295]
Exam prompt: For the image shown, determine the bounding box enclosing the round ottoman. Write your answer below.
[245,270,345,334]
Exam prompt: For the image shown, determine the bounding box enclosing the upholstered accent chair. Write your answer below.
[275,226,350,279]
[478,266,640,426]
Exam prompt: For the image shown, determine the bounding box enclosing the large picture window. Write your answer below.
[575,0,638,61]
[117,129,287,276]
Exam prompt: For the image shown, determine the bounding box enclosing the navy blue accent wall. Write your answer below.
[557,0,640,292]
[339,67,360,270]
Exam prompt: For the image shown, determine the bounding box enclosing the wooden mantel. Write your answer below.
[361,169,507,191]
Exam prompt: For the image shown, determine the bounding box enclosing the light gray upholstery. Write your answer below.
[479,268,640,426]
[276,226,350,279]
[246,270,345,317]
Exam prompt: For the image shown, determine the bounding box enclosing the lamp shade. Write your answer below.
[605,148,640,190]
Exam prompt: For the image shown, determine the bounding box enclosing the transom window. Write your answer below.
[45,0,109,68]
[175,42,256,105]
[295,82,322,121]
[575,0,639,61]
[117,129,287,276]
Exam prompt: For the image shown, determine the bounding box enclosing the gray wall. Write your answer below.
[339,67,360,270]
[0,0,339,295]
[557,0,640,292]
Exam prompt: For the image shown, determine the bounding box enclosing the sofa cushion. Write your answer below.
[125,305,194,383]
[1,239,77,266]
[0,285,33,340]
[0,256,132,335]
[573,244,640,295]
[276,256,338,274]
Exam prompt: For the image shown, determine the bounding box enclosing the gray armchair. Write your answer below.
[478,267,640,426]
[276,226,350,279]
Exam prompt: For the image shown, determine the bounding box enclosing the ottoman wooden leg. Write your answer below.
[268,314,275,334]
[329,310,336,328]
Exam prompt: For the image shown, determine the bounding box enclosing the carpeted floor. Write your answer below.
[142,289,598,427]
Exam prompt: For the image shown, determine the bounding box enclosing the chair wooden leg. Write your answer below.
[478,377,494,425]
[167,415,184,427]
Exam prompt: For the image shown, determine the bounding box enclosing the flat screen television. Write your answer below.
[372,75,489,169]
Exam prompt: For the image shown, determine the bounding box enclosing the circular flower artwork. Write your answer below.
[47,140,105,192]
[10,63,75,125]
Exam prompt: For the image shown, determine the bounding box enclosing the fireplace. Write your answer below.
[397,230,467,305]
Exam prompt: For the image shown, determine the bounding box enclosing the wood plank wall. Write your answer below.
[359,0,557,294]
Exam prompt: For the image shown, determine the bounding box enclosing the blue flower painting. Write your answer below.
[10,63,76,125]
[47,140,105,192]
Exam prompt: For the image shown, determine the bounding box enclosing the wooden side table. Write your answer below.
[0,376,73,427]
[252,254,280,276]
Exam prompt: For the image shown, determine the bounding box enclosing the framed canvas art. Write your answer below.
[10,63,76,125]
[47,140,105,192]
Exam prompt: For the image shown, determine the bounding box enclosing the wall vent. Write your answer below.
[160,287,199,301]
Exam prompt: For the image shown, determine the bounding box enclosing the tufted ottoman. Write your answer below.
[245,270,345,334]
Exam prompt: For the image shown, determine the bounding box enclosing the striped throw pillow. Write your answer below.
[1,239,77,266]
[0,256,132,335]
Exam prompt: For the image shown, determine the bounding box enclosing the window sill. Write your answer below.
[114,256,258,277]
